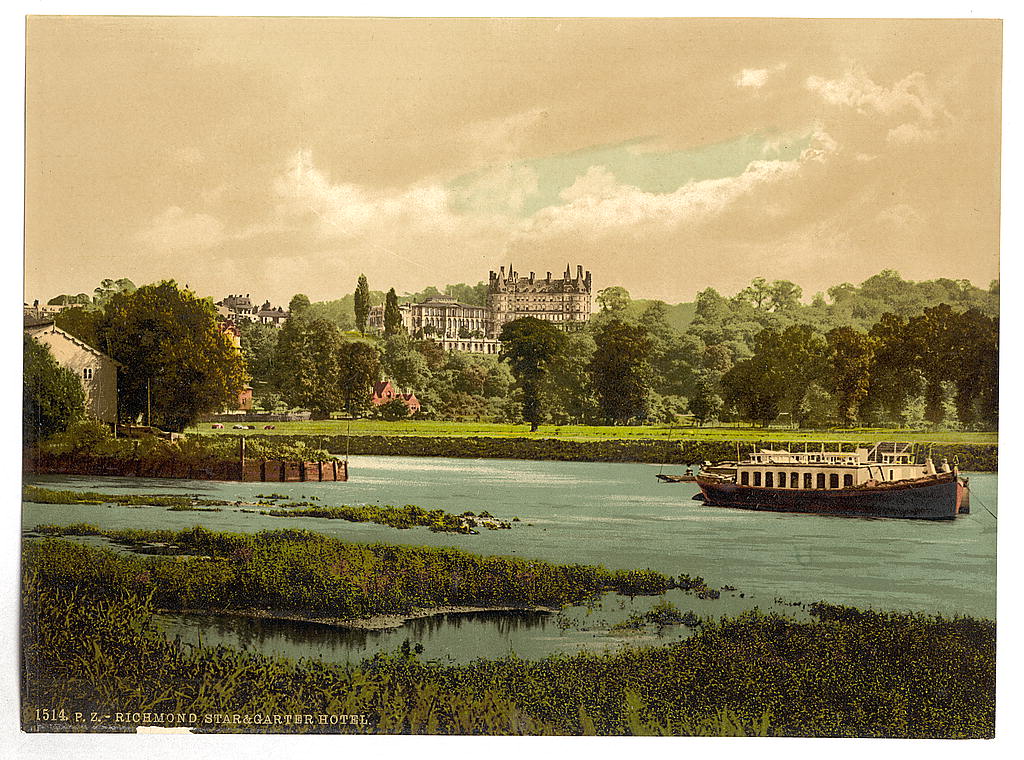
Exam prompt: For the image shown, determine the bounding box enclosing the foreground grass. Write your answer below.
[186,419,997,444]
[23,529,680,619]
[21,572,994,736]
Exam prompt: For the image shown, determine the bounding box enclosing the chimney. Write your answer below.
[577,265,583,280]
[529,271,535,283]
[546,272,551,283]
[499,266,505,279]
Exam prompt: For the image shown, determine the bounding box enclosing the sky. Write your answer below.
[24,17,1002,306]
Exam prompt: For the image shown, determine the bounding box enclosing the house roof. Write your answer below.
[24,315,55,329]
[24,322,123,367]
[372,380,393,395]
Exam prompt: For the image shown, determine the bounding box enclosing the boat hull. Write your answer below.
[696,472,963,520]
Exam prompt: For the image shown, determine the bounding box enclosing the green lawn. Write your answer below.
[186,419,997,444]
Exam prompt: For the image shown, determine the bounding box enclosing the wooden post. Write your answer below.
[238,435,246,481]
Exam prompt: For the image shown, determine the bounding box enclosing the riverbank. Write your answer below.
[193,433,999,471]
[188,419,999,444]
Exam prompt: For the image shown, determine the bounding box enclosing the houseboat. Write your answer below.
[692,443,968,520]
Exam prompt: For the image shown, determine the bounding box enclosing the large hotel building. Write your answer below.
[369,264,592,354]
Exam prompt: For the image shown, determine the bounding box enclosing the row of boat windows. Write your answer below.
[740,471,855,489]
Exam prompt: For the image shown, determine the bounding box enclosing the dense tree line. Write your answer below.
[235,269,998,428]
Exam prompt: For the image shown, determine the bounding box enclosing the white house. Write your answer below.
[25,317,119,423]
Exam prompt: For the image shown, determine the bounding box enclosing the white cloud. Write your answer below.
[735,63,787,89]
[522,156,805,237]
[805,67,947,123]
[272,149,493,239]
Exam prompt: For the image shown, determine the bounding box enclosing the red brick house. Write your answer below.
[371,380,420,415]
[238,384,254,411]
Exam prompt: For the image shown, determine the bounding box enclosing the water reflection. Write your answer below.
[156,607,558,665]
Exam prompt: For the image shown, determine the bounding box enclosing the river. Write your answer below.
[23,455,996,664]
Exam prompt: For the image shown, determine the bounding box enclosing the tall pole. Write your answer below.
[147,378,151,427]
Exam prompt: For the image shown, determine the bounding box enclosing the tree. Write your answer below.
[736,277,771,310]
[905,304,961,424]
[595,286,631,314]
[768,280,803,311]
[718,325,826,426]
[93,278,136,306]
[336,340,382,417]
[47,293,91,306]
[541,331,599,424]
[354,274,370,334]
[382,335,429,390]
[864,313,922,425]
[95,281,246,431]
[238,320,279,383]
[721,356,784,426]
[443,282,489,305]
[272,316,343,419]
[589,319,653,424]
[950,309,998,427]
[826,327,874,428]
[376,397,411,420]
[253,390,284,413]
[54,306,102,349]
[499,317,563,431]
[688,378,722,426]
[383,288,403,335]
[289,293,312,317]
[24,335,85,443]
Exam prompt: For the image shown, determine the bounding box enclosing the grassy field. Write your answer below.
[187,419,997,444]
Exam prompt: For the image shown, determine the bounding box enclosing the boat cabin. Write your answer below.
[729,444,949,490]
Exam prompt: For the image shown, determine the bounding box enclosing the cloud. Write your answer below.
[449,163,540,216]
[735,63,787,89]
[886,122,942,146]
[805,67,947,123]
[522,154,806,237]
[271,149,497,240]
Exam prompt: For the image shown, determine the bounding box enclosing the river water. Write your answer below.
[23,455,996,664]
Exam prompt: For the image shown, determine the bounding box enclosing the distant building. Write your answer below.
[366,264,591,354]
[238,384,254,411]
[24,300,73,319]
[255,301,289,326]
[488,263,592,335]
[371,380,421,415]
[216,294,289,327]
[24,317,119,424]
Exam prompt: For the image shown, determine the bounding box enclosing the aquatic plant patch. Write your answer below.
[20,573,994,737]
